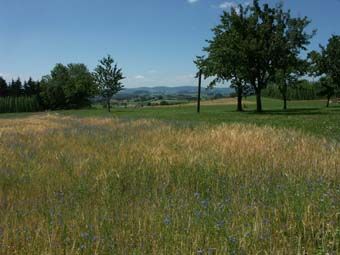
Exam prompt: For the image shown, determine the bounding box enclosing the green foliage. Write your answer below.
[317,76,338,107]
[195,5,251,111]
[40,63,96,109]
[309,36,340,105]
[8,78,23,97]
[309,35,340,87]
[263,80,318,100]
[0,96,40,113]
[0,76,8,97]
[93,55,125,112]
[23,77,41,97]
[198,0,313,112]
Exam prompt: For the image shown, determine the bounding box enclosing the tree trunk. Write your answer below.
[279,82,288,111]
[255,89,262,112]
[197,70,202,113]
[237,87,243,112]
[234,81,244,112]
[327,95,331,108]
[283,94,287,110]
[237,94,243,112]
[107,98,111,112]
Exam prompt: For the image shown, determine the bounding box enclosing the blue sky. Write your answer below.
[0,0,340,87]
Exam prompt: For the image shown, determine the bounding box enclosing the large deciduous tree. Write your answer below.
[65,64,96,107]
[40,63,96,109]
[273,59,308,111]
[40,64,68,109]
[198,0,313,112]
[195,6,250,112]
[273,10,314,110]
[318,76,337,107]
[93,55,125,112]
[309,35,340,106]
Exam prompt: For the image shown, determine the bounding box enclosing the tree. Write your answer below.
[273,10,314,110]
[64,64,96,107]
[318,76,337,107]
[24,77,41,97]
[198,0,313,112]
[9,78,23,97]
[93,55,125,112]
[0,77,8,97]
[40,63,96,109]
[309,35,340,104]
[273,61,306,110]
[195,6,250,112]
[40,64,69,109]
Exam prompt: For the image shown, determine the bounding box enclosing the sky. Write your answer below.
[0,0,340,88]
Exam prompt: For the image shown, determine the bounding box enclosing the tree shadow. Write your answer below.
[243,107,338,116]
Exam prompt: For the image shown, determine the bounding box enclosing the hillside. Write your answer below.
[115,86,233,97]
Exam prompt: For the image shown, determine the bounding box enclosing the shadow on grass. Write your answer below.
[242,107,340,116]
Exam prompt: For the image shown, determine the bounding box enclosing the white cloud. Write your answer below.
[135,75,145,80]
[147,69,157,74]
[0,73,13,81]
[188,0,199,4]
[219,1,238,9]
[218,1,250,14]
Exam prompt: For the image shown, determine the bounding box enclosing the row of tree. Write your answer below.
[196,0,340,112]
[0,77,40,98]
[0,56,125,112]
[262,80,321,101]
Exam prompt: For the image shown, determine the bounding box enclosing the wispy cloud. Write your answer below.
[187,0,199,4]
[219,1,238,9]
[135,75,145,80]
[0,72,13,81]
[147,69,157,74]
[217,1,250,14]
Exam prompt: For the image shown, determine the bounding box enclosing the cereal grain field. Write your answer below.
[0,113,339,254]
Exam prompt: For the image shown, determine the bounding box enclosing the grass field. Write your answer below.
[0,97,339,254]
[56,97,340,141]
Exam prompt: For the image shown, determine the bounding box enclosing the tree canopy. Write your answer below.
[0,77,8,97]
[93,55,125,112]
[40,63,96,109]
[197,0,314,112]
[309,35,340,87]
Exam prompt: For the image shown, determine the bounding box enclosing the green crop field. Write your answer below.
[0,98,339,254]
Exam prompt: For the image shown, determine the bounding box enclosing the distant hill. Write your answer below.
[116,86,233,97]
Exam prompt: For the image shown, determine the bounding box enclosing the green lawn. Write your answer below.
[1,97,339,140]
[58,97,340,141]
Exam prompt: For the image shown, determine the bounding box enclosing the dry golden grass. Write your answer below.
[188,97,254,106]
[151,98,254,108]
[0,114,339,254]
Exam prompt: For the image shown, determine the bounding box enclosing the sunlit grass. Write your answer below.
[0,114,339,254]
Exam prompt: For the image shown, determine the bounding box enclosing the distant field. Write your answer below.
[0,114,339,254]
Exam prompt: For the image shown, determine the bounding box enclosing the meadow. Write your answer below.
[56,97,340,141]
[0,98,339,254]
